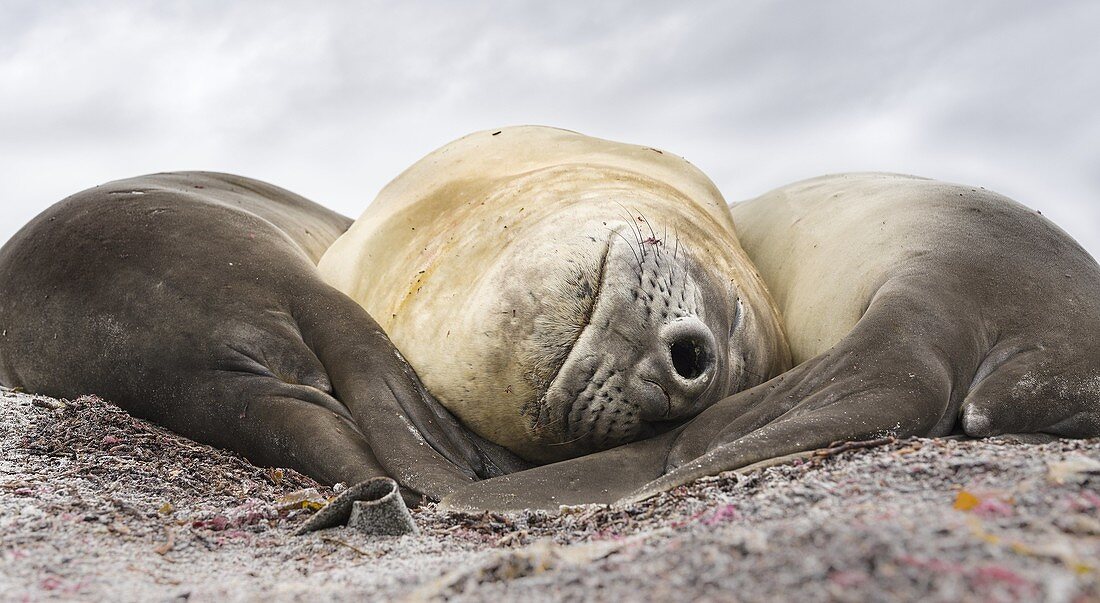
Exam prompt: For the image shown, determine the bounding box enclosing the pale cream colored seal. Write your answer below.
[320,126,790,462]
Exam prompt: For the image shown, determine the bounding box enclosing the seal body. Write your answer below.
[320,126,790,463]
[0,172,515,500]
[440,172,1100,511]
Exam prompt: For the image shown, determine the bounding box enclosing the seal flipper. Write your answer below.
[962,346,1100,438]
[439,430,676,512]
[661,374,795,470]
[648,281,980,500]
[296,286,527,500]
[225,378,389,487]
[629,391,931,504]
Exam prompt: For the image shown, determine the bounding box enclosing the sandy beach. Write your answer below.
[2,388,1098,601]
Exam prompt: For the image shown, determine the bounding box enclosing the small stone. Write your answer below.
[275,488,326,512]
[1058,514,1100,536]
[208,515,229,531]
[264,467,284,485]
[31,397,66,410]
[1048,455,1100,485]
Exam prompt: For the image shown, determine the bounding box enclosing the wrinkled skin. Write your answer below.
[0,172,524,503]
[440,173,1100,511]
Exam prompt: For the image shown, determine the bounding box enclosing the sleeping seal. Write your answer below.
[319,126,791,463]
[0,172,521,501]
[441,172,1100,510]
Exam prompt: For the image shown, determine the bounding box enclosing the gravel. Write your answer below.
[2,388,1098,601]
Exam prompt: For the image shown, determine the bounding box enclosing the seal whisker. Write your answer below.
[638,212,661,257]
[632,210,650,260]
[608,227,643,271]
[667,229,683,286]
[614,202,647,260]
[547,426,596,447]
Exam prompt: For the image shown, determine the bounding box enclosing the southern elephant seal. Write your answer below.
[0,172,521,501]
[441,172,1100,511]
[319,126,791,463]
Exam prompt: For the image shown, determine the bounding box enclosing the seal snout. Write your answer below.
[666,320,715,382]
[642,318,717,419]
[528,222,733,458]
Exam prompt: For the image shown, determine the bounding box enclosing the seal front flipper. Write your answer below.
[439,430,676,512]
[295,286,529,498]
[209,368,389,487]
[961,342,1100,439]
[646,277,978,500]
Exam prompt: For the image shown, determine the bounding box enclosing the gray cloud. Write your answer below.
[2,0,1098,259]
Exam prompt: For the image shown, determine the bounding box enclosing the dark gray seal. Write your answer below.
[0,172,523,502]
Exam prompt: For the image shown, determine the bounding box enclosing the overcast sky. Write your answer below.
[3,1,1099,259]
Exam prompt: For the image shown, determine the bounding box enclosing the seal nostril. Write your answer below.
[670,337,709,380]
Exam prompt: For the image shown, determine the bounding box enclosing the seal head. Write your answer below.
[320,127,790,463]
